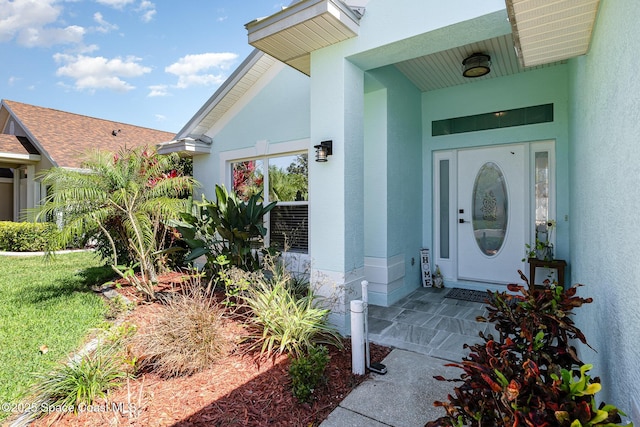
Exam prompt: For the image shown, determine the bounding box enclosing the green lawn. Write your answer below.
[0,251,113,420]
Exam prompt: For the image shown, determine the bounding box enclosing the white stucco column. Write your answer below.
[309,50,365,334]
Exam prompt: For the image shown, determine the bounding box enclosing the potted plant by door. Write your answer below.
[523,221,556,262]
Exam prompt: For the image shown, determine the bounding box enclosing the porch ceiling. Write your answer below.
[394,34,562,92]
[245,0,361,76]
[506,0,600,67]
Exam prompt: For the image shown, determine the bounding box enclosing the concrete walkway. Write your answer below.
[321,286,495,427]
[320,349,460,427]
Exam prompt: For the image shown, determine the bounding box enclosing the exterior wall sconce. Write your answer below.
[462,53,491,78]
[314,140,333,162]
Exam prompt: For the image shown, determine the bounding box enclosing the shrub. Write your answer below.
[0,221,62,252]
[133,278,229,377]
[426,271,632,427]
[289,345,330,403]
[28,345,128,414]
[170,184,276,276]
[237,257,342,359]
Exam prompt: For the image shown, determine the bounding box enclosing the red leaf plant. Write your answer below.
[425,271,632,427]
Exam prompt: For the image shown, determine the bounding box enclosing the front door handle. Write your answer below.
[459,218,469,224]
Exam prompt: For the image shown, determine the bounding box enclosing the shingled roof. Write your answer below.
[0,134,34,156]
[1,100,176,169]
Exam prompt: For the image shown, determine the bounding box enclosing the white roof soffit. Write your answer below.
[174,50,278,140]
[157,136,212,157]
[506,0,600,67]
[246,0,361,75]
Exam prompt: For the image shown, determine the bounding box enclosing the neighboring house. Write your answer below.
[159,0,640,411]
[0,100,175,221]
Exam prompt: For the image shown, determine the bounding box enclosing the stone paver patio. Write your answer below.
[367,286,498,361]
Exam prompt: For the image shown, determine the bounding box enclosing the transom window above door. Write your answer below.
[231,153,308,253]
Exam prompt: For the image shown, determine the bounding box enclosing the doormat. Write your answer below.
[445,288,492,303]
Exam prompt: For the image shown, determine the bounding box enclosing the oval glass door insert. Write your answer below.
[472,162,508,256]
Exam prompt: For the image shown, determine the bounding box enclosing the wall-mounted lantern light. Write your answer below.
[314,140,333,162]
[462,53,491,78]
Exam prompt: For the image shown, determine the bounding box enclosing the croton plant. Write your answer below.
[425,271,633,427]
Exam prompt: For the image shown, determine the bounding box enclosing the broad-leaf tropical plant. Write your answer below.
[171,184,276,274]
[35,147,196,299]
[425,271,633,427]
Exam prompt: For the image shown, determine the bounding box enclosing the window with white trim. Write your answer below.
[231,153,308,253]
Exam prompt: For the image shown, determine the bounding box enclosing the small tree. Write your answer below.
[36,147,196,299]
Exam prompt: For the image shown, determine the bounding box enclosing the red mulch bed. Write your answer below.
[30,273,391,427]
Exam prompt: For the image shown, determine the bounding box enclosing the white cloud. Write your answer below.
[137,0,156,23]
[19,25,85,47]
[0,0,85,47]
[95,0,135,9]
[148,84,169,97]
[54,53,151,92]
[154,114,166,121]
[165,52,238,89]
[8,76,20,86]
[93,12,118,33]
[97,0,155,22]
[76,43,100,54]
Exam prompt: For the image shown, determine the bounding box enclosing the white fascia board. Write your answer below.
[0,152,41,164]
[157,139,211,156]
[174,50,265,140]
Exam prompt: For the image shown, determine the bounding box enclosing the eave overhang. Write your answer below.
[157,136,212,157]
[506,0,600,67]
[0,152,41,166]
[246,0,361,75]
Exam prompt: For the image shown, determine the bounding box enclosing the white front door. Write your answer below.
[457,145,526,284]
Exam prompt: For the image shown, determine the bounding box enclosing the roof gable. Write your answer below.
[1,100,175,169]
[0,134,41,164]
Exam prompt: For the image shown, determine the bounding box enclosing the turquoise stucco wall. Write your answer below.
[363,86,388,258]
[568,0,640,411]
[193,65,310,200]
[422,66,571,264]
[309,46,366,276]
[364,66,423,303]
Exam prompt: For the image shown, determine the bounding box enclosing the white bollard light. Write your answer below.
[350,299,365,375]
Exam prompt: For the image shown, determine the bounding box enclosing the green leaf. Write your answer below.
[184,246,209,261]
[494,369,509,387]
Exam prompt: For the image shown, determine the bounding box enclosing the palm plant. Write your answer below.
[35,147,196,299]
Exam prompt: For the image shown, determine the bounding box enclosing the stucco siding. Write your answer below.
[568,0,640,412]
[364,66,423,305]
[364,87,388,258]
[195,66,310,200]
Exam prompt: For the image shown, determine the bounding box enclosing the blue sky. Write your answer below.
[0,0,286,133]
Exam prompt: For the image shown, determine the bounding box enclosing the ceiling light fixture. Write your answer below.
[462,53,491,78]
